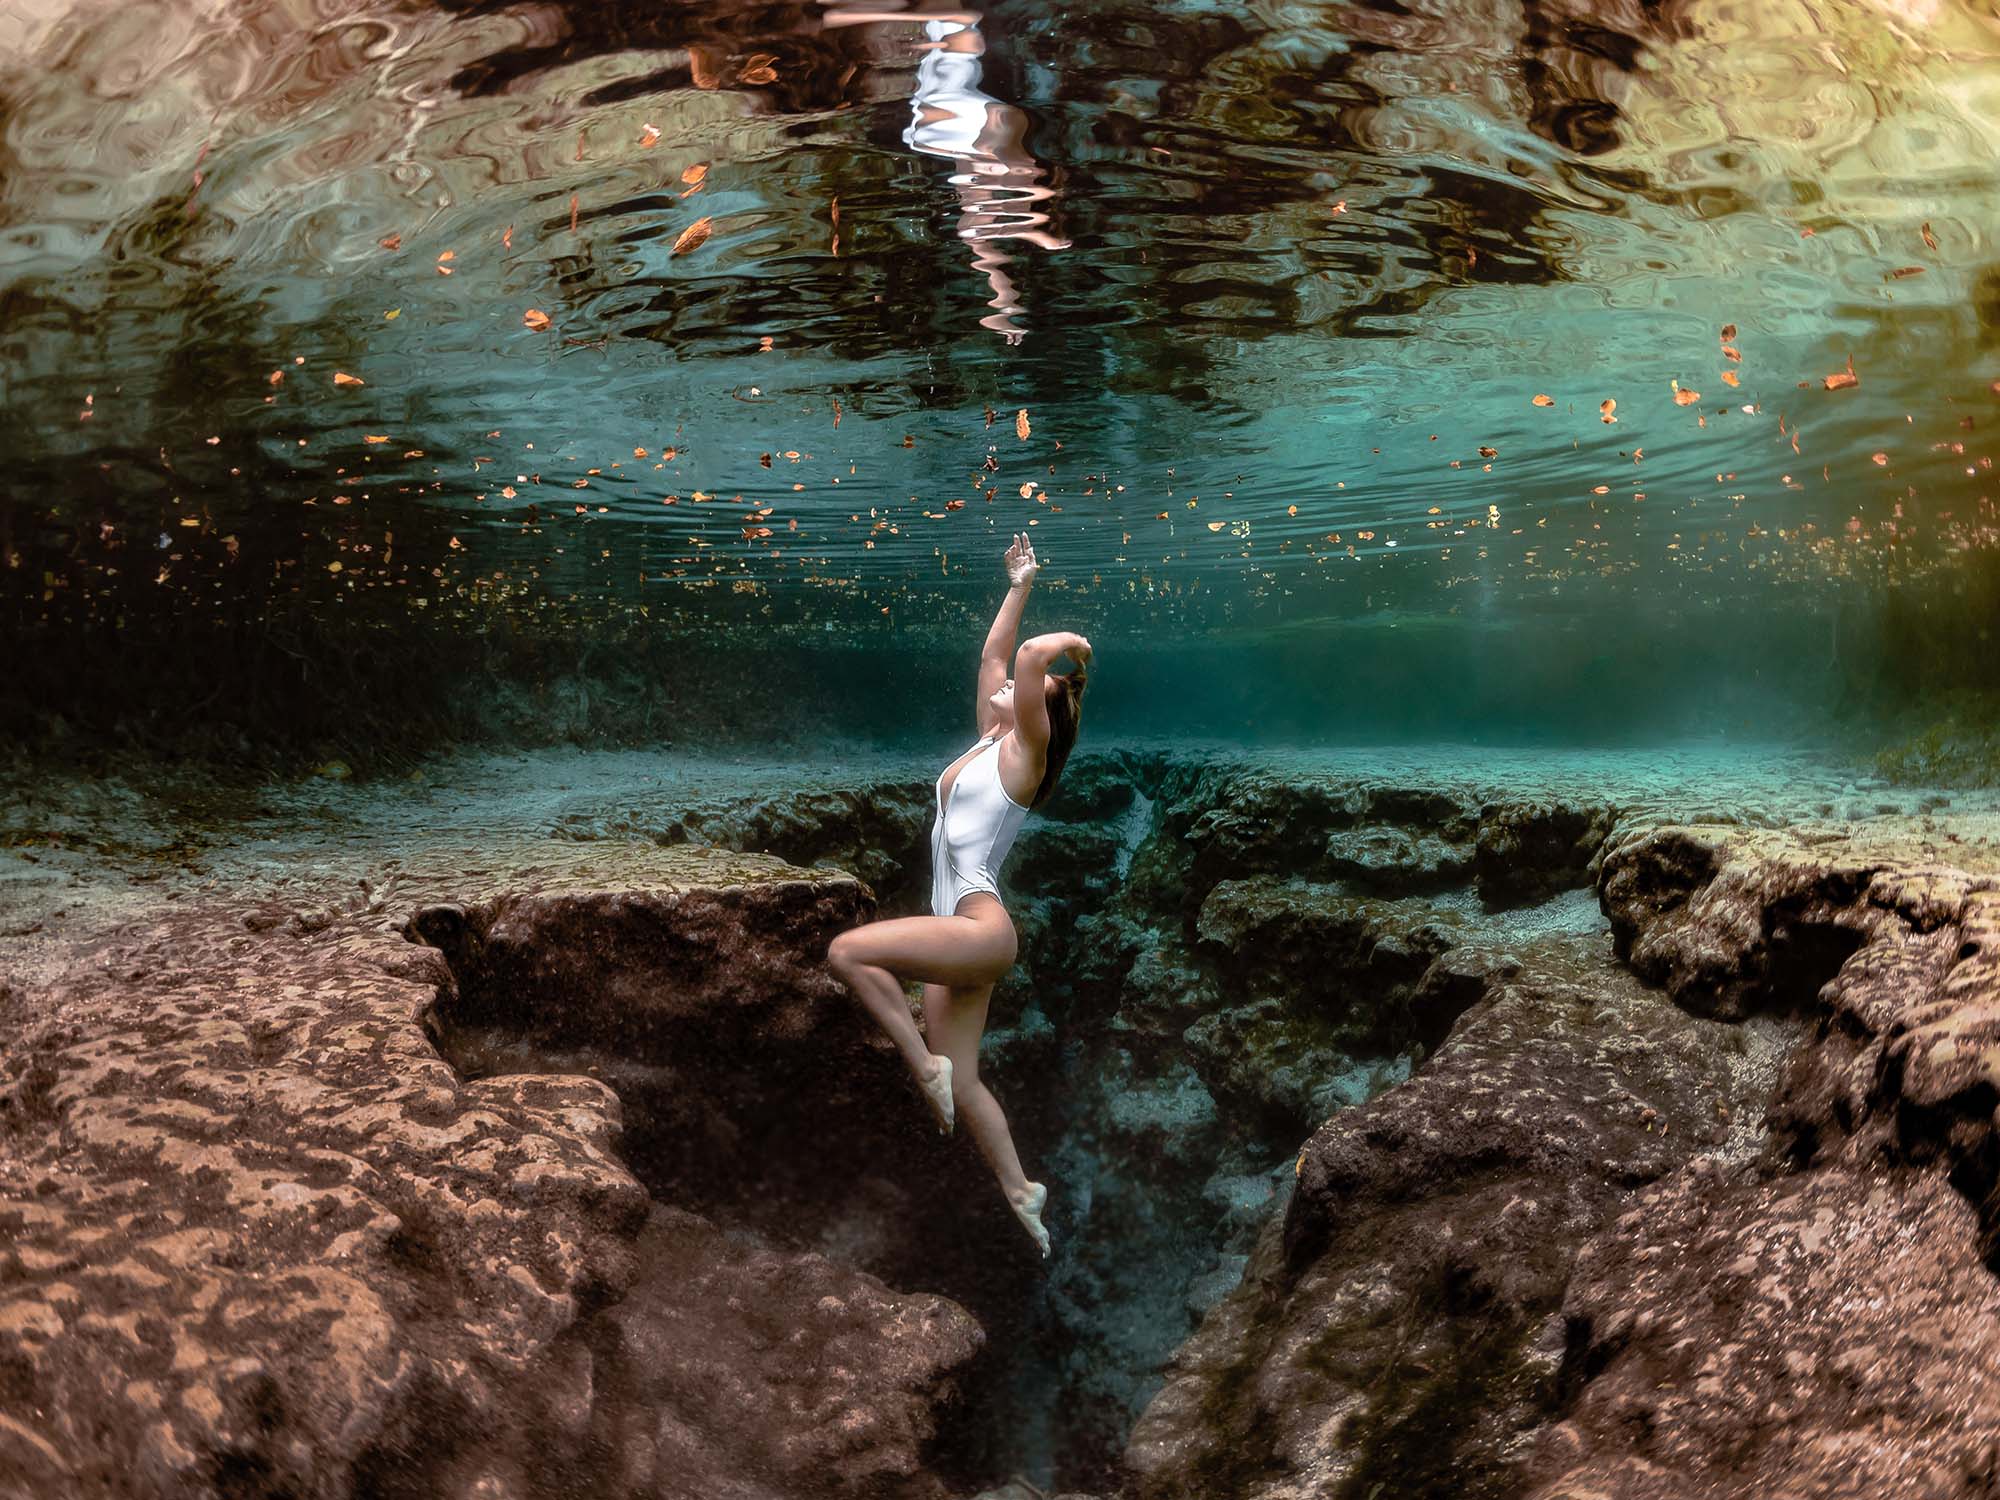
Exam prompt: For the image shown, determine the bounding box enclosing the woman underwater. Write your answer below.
[826,533,1090,1258]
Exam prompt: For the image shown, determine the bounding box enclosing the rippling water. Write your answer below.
[1,0,1997,728]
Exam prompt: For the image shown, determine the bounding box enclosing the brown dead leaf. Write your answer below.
[379,234,402,251]
[1922,221,1938,251]
[523,309,551,331]
[333,372,365,388]
[1824,355,1859,391]
[640,124,661,148]
[364,434,390,444]
[1720,323,1737,341]
[683,164,708,188]
[1886,265,1924,280]
[1478,446,1497,458]
[673,217,714,256]
[1599,398,1617,424]
[739,54,779,85]
[1721,370,1739,387]
[1672,381,1700,406]
[1532,394,1555,407]
[1016,408,1031,441]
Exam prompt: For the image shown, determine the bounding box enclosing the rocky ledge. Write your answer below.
[0,845,983,1499]
[1125,820,2000,1500]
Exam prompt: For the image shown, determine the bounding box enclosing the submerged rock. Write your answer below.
[1125,930,1778,1500]
[0,845,981,1500]
[1526,1162,2000,1499]
[1126,816,2000,1500]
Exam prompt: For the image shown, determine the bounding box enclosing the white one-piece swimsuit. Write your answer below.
[931,733,1031,917]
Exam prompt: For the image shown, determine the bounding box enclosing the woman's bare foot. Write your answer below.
[1008,1181,1050,1258]
[917,1053,954,1135]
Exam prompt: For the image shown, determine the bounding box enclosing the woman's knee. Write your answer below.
[826,929,862,970]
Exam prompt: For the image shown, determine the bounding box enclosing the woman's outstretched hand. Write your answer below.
[1004,532,1039,587]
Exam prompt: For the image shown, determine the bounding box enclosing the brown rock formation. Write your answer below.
[1125,819,2000,1500]
[0,845,981,1499]
[1124,932,1784,1500]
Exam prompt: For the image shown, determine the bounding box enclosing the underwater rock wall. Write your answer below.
[1123,819,2000,1499]
[6,747,2000,1499]
[0,847,982,1500]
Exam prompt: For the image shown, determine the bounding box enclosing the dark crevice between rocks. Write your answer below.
[395,754,1642,1496]
[1760,913,1869,1016]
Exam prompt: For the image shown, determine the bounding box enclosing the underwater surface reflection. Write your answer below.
[1,0,1995,663]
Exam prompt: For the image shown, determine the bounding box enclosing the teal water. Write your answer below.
[2,0,1997,760]
[2,8,2000,1494]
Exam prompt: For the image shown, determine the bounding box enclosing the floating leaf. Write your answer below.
[1206,521,1225,532]
[1016,408,1031,440]
[1886,265,1924,280]
[1477,445,1497,458]
[1671,380,1700,405]
[683,164,708,187]
[1721,370,1739,387]
[364,434,391,444]
[383,308,400,321]
[1531,394,1555,407]
[1871,452,1888,466]
[268,369,285,386]
[673,217,714,255]
[1720,323,1737,341]
[333,372,365,388]
[1922,221,1938,251]
[739,54,779,85]
[523,309,551,331]
[640,124,661,148]
[379,234,402,251]
[1824,355,1859,391]
[1599,398,1617,423]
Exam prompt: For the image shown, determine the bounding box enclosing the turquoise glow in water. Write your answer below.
[6,8,2000,1496]
[1,0,1997,743]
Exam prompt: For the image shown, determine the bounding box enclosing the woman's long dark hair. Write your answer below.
[1030,666,1087,809]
